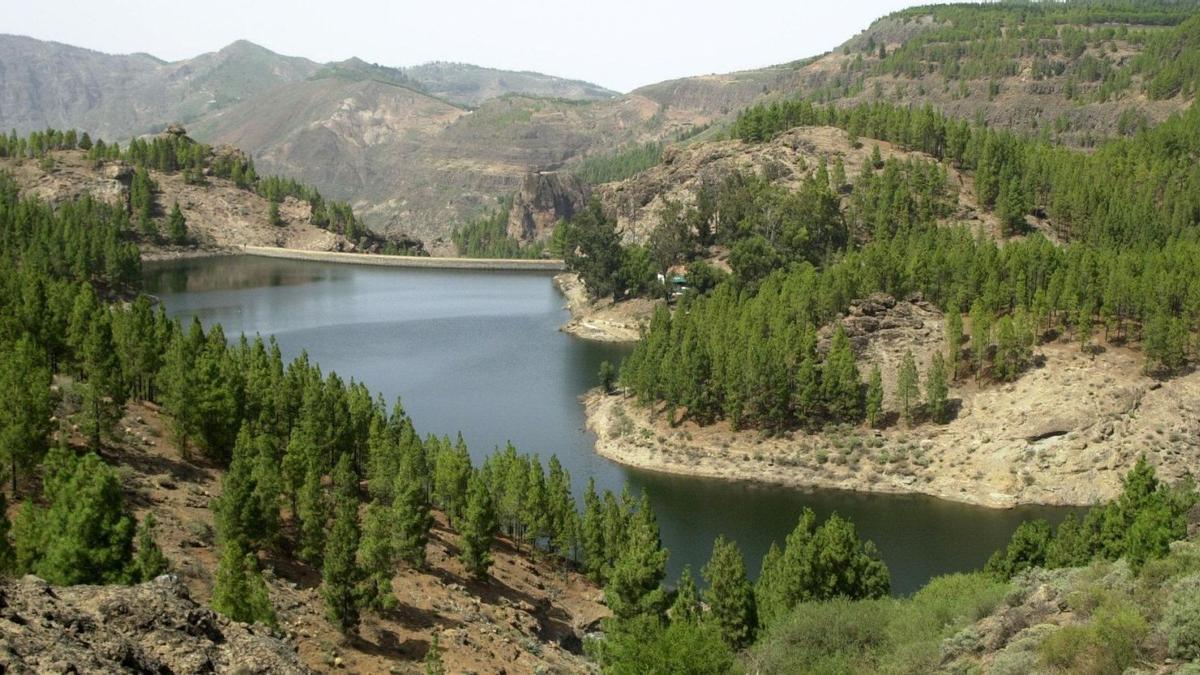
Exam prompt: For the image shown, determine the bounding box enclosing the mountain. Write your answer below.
[3,2,1198,241]
[0,36,643,239]
[0,35,319,138]
[403,61,618,105]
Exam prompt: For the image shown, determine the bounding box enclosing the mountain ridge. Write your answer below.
[4,1,1199,240]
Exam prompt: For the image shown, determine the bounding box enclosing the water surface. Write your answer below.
[146,255,1079,595]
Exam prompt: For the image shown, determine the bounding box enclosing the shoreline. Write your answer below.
[553,273,656,343]
[584,390,1037,509]
[582,337,1200,509]
[242,245,566,271]
[141,246,241,263]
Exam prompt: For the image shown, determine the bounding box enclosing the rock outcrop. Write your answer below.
[507,171,589,244]
[0,574,309,674]
[594,126,989,244]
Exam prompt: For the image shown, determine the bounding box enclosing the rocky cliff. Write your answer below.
[506,171,589,244]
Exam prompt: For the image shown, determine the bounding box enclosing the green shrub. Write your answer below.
[745,598,893,673]
[1162,574,1200,661]
[883,573,1007,672]
[590,614,733,675]
[987,624,1057,675]
[1138,540,1200,590]
[1039,600,1148,674]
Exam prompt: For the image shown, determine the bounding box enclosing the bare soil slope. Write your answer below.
[109,402,605,674]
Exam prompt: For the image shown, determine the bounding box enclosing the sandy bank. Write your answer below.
[553,273,659,343]
[585,340,1200,509]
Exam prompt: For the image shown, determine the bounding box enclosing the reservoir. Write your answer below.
[146,254,1079,595]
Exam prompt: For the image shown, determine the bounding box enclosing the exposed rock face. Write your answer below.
[507,171,589,244]
[0,574,309,674]
[816,292,945,403]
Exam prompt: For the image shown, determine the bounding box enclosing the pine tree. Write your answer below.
[832,157,847,190]
[296,465,327,566]
[365,414,401,501]
[546,455,578,559]
[522,456,550,552]
[925,352,949,423]
[0,335,53,494]
[822,325,862,423]
[392,448,433,568]
[130,513,169,581]
[357,500,397,611]
[322,455,363,636]
[702,535,756,648]
[602,490,630,576]
[969,300,991,381]
[993,315,1025,382]
[896,350,920,426]
[996,175,1026,235]
[945,301,963,381]
[865,364,884,428]
[79,309,123,450]
[432,433,471,527]
[754,542,787,629]
[809,514,891,599]
[216,427,280,550]
[582,478,606,582]
[494,444,527,544]
[605,494,667,620]
[15,448,135,585]
[1076,303,1095,355]
[754,509,890,628]
[167,201,187,245]
[459,471,496,580]
[212,540,277,627]
[669,566,700,624]
[268,201,283,227]
[130,166,155,224]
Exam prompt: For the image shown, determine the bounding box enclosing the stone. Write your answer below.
[0,575,309,673]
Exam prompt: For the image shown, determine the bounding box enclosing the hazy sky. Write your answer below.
[4,0,924,92]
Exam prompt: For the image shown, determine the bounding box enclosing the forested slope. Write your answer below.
[0,126,423,258]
